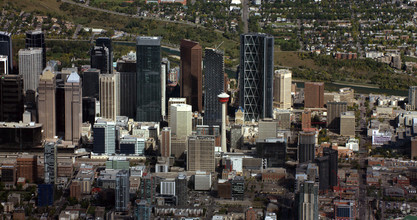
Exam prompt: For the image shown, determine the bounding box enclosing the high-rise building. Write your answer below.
[135,200,151,220]
[274,69,292,109]
[93,120,116,154]
[409,86,417,110]
[136,36,162,122]
[167,98,186,123]
[82,69,100,100]
[64,71,82,144]
[116,169,130,212]
[16,154,37,183]
[304,82,324,108]
[119,136,145,155]
[302,110,311,131]
[258,118,277,140]
[38,67,56,139]
[297,181,319,220]
[334,200,356,220]
[340,111,355,137]
[323,147,338,189]
[25,30,46,69]
[44,142,57,184]
[171,136,187,159]
[239,33,274,121]
[0,55,8,75]
[256,138,287,167]
[96,37,113,74]
[0,75,24,122]
[161,127,171,157]
[38,184,54,207]
[180,40,202,112]
[161,58,169,120]
[139,175,155,204]
[204,48,225,126]
[187,135,215,172]
[170,104,192,139]
[175,173,187,206]
[90,46,110,74]
[0,32,13,74]
[99,74,119,120]
[314,156,329,191]
[117,55,137,118]
[82,97,96,125]
[160,179,176,196]
[231,176,245,200]
[19,48,43,92]
[298,131,315,163]
[327,102,347,131]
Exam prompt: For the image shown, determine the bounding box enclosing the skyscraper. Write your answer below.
[116,169,130,212]
[256,138,287,167]
[119,136,145,155]
[161,127,171,157]
[304,82,324,108]
[161,58,169,120]
[298,131,315,163]
[239,33,274,121]
[117,54,137,119]
[180,39,202,112]
[302,110,312,131]
[204,48,225,126]
[82,69,100,100]
[136,36,161,122]
[44,142,57,184]
[315,156,329,191]
[0,32,13,74]
[187,135,215,172]
[38,67,56,139]
[0,75,24,122]
[297,181,319,220]
[135,200,151,220]
[19,48,43,92]
[90,46,110,74]
[409,86,417,110]
[327,102,347,131]
[175,173,187,206]
[274,69,292,109]
[26,30,46,69]
[99,74,119,120]
[64,71,82,144]
[96,37,113,74]
[139,175,155,204]
[93,120,116,154]
[323,147,338,189]
[0,55,8,74]
[170,104,192,139]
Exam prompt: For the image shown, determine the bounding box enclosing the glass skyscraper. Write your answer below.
[204,48,224,126]
[136,36,162,122]
[0,31,12,74]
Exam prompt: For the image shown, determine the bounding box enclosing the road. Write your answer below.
[61,0,224,34]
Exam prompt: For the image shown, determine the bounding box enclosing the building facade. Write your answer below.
[0,75,23,122]
[304,82,324,108]
[187,136,215,172]
[38,68,56,139]
[116,170,130,212]
[274,69,292,109]
[99,74,119,121]
[25,30,46,69]
[18,48,43,92]
[0,32,12,73]
[170,104,192,139]
[44,142,57,184]
[64,71,82,144]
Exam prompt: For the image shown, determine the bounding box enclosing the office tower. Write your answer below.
[239,33,274,121]
[167,98,186,123]
[304,82,324,108]
[96,37,113,74]
[187,136,215,172]
[314,156,329,191]
[99,74,119,120]
[409,86,417,110]
[180,39,202,112]
[161,58,169,119]
[116,170,130,212]
[44,142,57,184]
[340,111,355,137]
[160,179,175,196]
[139,175,155,204]
[82,69,100,100]
[93,120,116,154]
[136,36,162,122]
[256,138,287,167]
[64,71,82,144]
[0,75,24,122]
[204,48,225,126]
[120,136,145,155]
[16,154,37,183]
[274,109,291,130]
[323,147,338,189]
[171,136,187,159]
[334,200,356,220]
[274,69,292,109]
[258,118,277,140]
[231,176,245,200]
[302,110,311,131]
[298,131,315,163]
[0,55,8,74]
[91,46,110,74]
[82,97,96,125]
[194,171,212,190]
[327,102,347,131]
[25,30,46,69]
[0,32,12,74]
[135,200,151,220]
[38,68,56,139]
[297,181,319,220]
[161,127,171,157]
[175,173,188,206]
[170,104,192,139]
[19,48,43,92]
[117,55,137,118]
[38,184,54,207]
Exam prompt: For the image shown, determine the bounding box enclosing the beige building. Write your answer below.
[64,71,82,144]
[167,98,186,123]
[187,135,215,172]
[170,104,192,139]
[273,69,292,109]
[38,67,56,139]
[161,127,171,157]
[99,74,119,120]
[340,111,355,137]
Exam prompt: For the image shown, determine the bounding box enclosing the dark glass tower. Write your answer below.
[136,36,161,122]
[0,32,12,74]
[239,33,274,121]
[82,69,100,100]
[26,30,46,69]
[96,37,113,73]
[204,48,224,126]
[323,147,338,188]
[90,46,109,74]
